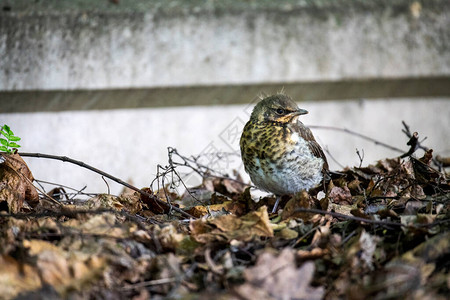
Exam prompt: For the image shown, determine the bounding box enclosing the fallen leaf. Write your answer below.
[186,200,245,218]
[329,186,353,205]
[0,153,39,212]
[347,230,380,271]
[281,191,316,221]
[22,239,106,296]
[236,248,324,300]
[190,206,273,243]
[0,255,42,299]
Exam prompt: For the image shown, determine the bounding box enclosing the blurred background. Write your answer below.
[1,0,449,196]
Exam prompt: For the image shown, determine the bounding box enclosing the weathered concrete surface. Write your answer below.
[1,0,449,92]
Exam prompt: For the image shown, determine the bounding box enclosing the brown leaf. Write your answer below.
[281,191,316,221]
[0,153,39,212]
[156,224,185,250]
[186,201,245,218]
[141,187,172,214]
[22,239,106,296]
[64,213,129,238]
[377,157,401,172]
[208,172,246,196]
[350,208,371,220]
[236,248,324,300]
[0,255,42,299]
[297,247,329,260]
[419,149,433,165]
[347,178,363,194]
[347,230,381,271]
[189,206,273,243]
[86,194,124,210]
[329,186,353,205]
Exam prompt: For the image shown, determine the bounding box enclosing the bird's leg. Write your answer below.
[271,195,281,213]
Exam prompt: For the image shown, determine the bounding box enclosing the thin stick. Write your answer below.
[14,152,194,219]
[294,207,403,227]
[120,277,177,291]
[400,131,419,158]
[295,207,450,229]
[309,125,404,153]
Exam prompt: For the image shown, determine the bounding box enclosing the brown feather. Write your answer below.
[291,121,329,173]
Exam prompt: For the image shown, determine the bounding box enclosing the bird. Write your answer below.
[240,93,329,213]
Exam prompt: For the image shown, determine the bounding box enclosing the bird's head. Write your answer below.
[250,94,308,124]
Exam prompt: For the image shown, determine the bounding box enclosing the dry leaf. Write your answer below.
[0,154,39,212]
[329,186,353,205]
[190,206,273,243]
[236,248,324,300]
[186,201,245,218]
[21,239,106,296]
[281,191,315,221]
[0,255,42,299]
[347,230,380,271]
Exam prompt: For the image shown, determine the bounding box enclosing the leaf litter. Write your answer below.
[0,129,449,300]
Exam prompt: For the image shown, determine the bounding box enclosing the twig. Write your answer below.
[13,152,194,219]
[401,121,432,153]
[294,207,450,229]
[169,147,250,186]
[151,147,251,208]
[292,224,321,247]
[340,230,357,246]
[22,174,62,207]
[294,207,403,227]
[400,131,419,158]
[69,185,90,201]
[34,179,98,200]
[400,121,443,170]
[356,148,364,168]
[101,176,111,195]
[323,146,345,169]
[309,125,404,153]
[120,277,178,291]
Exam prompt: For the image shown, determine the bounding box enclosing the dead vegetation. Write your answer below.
[0,124,449,300]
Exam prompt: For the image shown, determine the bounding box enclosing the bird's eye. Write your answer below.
[276,108,285,115]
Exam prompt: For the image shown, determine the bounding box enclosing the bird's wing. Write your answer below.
[293,122,329,173]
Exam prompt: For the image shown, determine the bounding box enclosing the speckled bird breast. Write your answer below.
[240,120,324,195]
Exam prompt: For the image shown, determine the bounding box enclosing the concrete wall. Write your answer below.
[1,0,449,196]
[1,0,449,91]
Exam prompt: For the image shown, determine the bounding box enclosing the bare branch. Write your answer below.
[11,152,194,219]
[356,148,364,168]
[294,207,404,228]
[309,125,404,153]
[400,131,419,158]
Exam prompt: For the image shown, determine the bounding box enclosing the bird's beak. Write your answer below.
[290,108,308,116]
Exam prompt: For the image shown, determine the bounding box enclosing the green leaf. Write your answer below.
[9,143,21,148]
[0,130,10,139]
[0,139,8,146]
[2,125,13,136]
[0,145,7,151]
[9,136,21,142]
